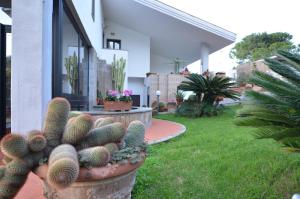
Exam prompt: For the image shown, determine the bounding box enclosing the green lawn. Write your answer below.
[132,106,300,199]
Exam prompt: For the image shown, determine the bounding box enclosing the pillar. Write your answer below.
[11,0,53,135]
[200,43,209,74]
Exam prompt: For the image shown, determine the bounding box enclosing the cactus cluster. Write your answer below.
[0,97,147,198]
[111,54,126,93]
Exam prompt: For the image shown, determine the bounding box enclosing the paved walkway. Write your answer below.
[5,119,185,199]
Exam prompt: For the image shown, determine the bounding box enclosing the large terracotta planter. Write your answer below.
[35,157,145,199]
[103,100,132,111]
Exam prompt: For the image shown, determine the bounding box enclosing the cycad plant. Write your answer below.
[177,73,239,117]
[235,51,300,151]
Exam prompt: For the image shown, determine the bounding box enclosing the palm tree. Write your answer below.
[178,73,239,106]
[235,51,300,151]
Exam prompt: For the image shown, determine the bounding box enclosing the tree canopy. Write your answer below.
[230,32,300,63]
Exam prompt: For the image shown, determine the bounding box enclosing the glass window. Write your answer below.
[107,39,121,50]
[59,9,89,110]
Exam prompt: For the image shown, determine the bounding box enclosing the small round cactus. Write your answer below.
[104,143,119,155]
[62,114,93,145]
[0,183,20,199]
[0,166,6,179]
[6,159,29,176]
[47,158,79,189]
[49,144,78,165]
[1,134,28,159]
[124,120,145,147]
[78,146,110,167]
[27,130,47,152]
[94,117,114,128]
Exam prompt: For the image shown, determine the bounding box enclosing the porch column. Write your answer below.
[11,0,53,135]
[200,43,210,74]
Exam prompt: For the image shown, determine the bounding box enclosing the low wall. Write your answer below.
[87,107,152,128]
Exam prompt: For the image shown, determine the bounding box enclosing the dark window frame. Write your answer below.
[91,0,95,21]
[52,0,90,111]
[106,39,121,50]
[0,24,6,138]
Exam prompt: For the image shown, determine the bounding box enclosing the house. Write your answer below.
[0,0,236,134]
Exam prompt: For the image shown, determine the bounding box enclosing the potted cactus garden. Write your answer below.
[0,97,146,199]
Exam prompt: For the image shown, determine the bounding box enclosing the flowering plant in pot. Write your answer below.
[0,98,147,199]
[104,89,133,111]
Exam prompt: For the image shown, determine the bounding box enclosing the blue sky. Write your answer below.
[160,0,300,77]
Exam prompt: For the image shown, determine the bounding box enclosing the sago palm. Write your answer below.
[235,50,300,151]
[178,73,239,105]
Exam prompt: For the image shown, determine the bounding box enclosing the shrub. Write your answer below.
[235,51,300,151]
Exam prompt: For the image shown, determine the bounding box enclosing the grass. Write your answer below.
[132,105,300,199]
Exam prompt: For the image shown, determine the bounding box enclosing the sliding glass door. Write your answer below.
[0,24,11,138]
[53,0,89,110]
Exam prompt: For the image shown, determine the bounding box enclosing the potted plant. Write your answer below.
[175,90,185,105]
[0,98,147,199]
[158,102,167,112]
[103,89,133,111]
[96,89,104,105]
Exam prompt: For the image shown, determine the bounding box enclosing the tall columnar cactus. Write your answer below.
[62,114,94,145]
[78,146,110,167]
[65,52,79,94]
[112,54,126,93]
[0,134,28,159]
[43,97,70,150]
[77,122,125,149]
[47,145,79,189]
[124,120,145,147]
[94,117,115,128]
[27,130,47,152]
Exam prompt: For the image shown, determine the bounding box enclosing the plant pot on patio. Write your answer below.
[35,155,145,199]
[103,100,133,111]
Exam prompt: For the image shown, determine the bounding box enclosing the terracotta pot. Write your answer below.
[97,98,104,105]
[35,156,145,199]
[103,100,132,111]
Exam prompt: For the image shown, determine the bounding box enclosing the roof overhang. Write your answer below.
[102,0,236,63]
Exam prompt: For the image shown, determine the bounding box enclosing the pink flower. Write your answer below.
[108,90,118,97]
[123,89,133,97]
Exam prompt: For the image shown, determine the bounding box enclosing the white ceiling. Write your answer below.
[102,0,236,63]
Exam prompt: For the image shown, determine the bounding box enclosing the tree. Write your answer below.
[235,51,300,151]
[230,32,300,63]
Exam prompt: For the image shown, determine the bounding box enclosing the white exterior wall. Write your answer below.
[128,77,146,106]
[11,0,53,135]
[72,0,103,56]
[150,54,174,75]
[104,21,150,78]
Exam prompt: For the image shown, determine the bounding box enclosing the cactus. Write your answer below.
[6,159,29,176]
[47,158,79,189]
[43,97,70,148]
[77,122,125,149]
[124,121,145,147]
[1,134,28,159]
[78,146,110,167]
[62,114,93,145]
[23,152,45,168]
[27,130,47,152]
[47,145,79,189]
[0,184,20,199]
[65,52,79,94]
[104,143,119,155]
[49,144,78,165]
[94,117,114,128]
[1,172,28,187]
[2,156,12,165]
[68,111,82,119]
[112,54,126,93]
[0,166,5,179]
